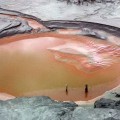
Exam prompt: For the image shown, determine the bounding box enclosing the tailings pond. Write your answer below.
[0,29,120,101]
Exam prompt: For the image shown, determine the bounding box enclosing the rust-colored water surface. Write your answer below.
[0,30,120,101]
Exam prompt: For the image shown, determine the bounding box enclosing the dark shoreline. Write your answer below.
[0,7,120,39]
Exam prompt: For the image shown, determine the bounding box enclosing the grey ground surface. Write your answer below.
[0,0,120,27]
[0,96,120,120]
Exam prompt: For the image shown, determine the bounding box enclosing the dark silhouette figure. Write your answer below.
[78,0,81,5]
[85,84,89,98]
[65,84,68,95]
[85,84,88,93]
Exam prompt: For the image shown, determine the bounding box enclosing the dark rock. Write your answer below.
[0,16,32,38]
[115,93,120,98]
[116,94,120,97]
[94,98,116,109]
[104,117,120,120]
[94,98,120,110]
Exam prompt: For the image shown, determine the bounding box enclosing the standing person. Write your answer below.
[85,84,89,98]
[78,0,81,5]
[85,84,88,93]
[65,84,68,95]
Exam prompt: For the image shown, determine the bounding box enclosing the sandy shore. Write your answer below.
[0,93,15,100]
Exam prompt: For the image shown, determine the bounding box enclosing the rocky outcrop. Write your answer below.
[0,96,77,120]
[0,96,120,120]
[0,16,32,38]
[94,98,120,110]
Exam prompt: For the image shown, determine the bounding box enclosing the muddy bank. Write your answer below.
[0,8,120,39]
[42,20,120,37]
[0,16,32,38]
[0,0,120,27]
[0,7,42,23]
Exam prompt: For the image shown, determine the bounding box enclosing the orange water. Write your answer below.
[0,32,119,101]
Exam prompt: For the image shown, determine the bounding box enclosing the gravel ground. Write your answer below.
[0,0,120,27]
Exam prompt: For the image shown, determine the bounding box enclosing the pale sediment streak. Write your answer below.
[48,41,120,72]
